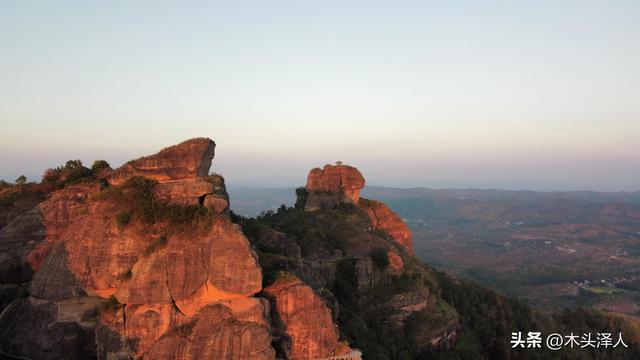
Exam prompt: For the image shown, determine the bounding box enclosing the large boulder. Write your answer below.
[141,302,275,360]
[263,277,345,360]
[0,138,275,359]
[107,138,229,212]
[304,164,365,211]
[360,198,414,255]
[107,138,216,185]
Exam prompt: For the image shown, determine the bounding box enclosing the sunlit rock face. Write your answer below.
[141,302,275,360]
[107,138,216,185]
[360,198,414,255]
[106,138,230,213]
[299,162,414,255]
[0,138,275,359]
[263,277,345,360]
[152,176,229,214]
[304,164,365,211]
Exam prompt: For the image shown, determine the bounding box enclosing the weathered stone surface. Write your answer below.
[107,138,216,185]
[28,186,147,298]
[28,242,85,301]
[257,228,302,258]
[0,188,43,229]
[0,207,45,283]
[152,176,230,214]
[387,249,404,275]
[304,164,365,211]
[360,198,414,255]
[380,289,432,326]
[263,277,341,360]
[142,302,275,360]
[116,218,262,308]
[107,138,229,213]
[304,192,345,212]
[0,297,98,360]
[27,184,98,272]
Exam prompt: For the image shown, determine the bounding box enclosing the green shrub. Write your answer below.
[91,160,111,173]
[370,247,389,269]
[101,295,121,312]
[97,177,215,231]
[274,271,298,282]
[42,159,93,189]
[0,191,19,209]
[116,211,131,226]
[294,186,308,209]
[0,180,12,190]
[172,321,196,337]
[15,175,27,186]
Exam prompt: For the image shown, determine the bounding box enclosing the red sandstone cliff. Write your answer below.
[304,164,365,211]
[0,138,275,359]
[263,277,346,360]
[301,163,414,255]
[107,138,216,185]
[360,198,414,255]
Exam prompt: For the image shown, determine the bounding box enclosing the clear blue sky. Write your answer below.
[1,1,638,191]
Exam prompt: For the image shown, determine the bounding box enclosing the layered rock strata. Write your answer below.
[264,277,346,360]
[304,164,365,211]
[0,138,275,359]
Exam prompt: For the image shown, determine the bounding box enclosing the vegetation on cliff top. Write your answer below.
[96,176,216,231]
[234,203,452,360]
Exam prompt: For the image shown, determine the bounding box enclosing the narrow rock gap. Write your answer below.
[122,304,127,336]
[164,266,185,316]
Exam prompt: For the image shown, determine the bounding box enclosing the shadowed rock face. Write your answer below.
[264,277,343,360]
[0,208,45,283]
[360,198,414,255]
[305,164,365,211]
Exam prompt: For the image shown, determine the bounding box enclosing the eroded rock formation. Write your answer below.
[0,138,274,359]
[107,138,228,213]
[263,277,345,360]
[300,163,414,254]
[360,198,414,255]
[107,138,216,185]
[0,141,451,360]
[304,164,365,211]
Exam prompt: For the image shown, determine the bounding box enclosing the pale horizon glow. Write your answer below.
[1,1,639,191]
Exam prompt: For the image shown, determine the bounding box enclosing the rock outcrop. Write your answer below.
[0,138,275,359]
[0,207,45,283]
[360,198,414,255]
[263,277,344,360]
[141,302,275,360]
[304,164,365,211]
[107,138,216,185]
[300,163,414,254]
[107,138,228,213]
[0,141,451,360]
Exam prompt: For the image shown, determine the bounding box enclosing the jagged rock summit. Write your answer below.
[107,137,216,184]
[304,163,365,211]
[110,138,229,214]
[302,163,414,255]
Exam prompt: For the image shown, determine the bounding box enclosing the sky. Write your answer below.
[1,1,639,191]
